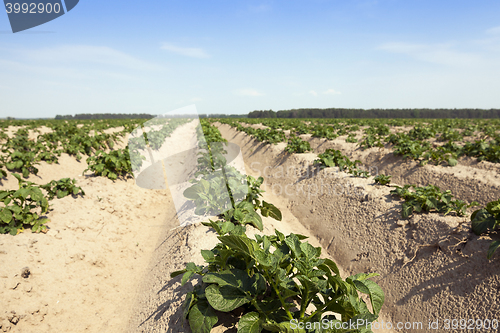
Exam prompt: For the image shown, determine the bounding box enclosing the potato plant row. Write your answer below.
[0,117,191,236]
[0,119,147,179]
[175,120,385,333]
[0,174,85,235]
[216,118,500,166]
[212,118,499,260]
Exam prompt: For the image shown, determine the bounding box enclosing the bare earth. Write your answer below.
[1,122,500,333]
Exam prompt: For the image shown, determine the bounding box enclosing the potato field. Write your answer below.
[1,117,499,333]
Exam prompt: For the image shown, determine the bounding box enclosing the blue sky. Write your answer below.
[1,0,500,118]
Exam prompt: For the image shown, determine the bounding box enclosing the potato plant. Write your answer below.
[0,174,49,235]
[285,136,312,154]
[373,174,391,186]
[390,184,477,219]
[0,162,8,178]
[345,135,357,143]
[84,149,132,180]
[310,125,338,140]
[358,135,384,149]
[184,169,247,216]
[178,121,385,332]
[314,149,369,178]
[470,199,500,259]
[256,129,287,145]
[185,122,282,227]
[0,174,86,235]
[172,222,384,333]
[39,178,85,200]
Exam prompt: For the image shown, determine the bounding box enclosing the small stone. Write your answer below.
[21,267,30,279]
[396,220,409,227]
[7,312,18,325]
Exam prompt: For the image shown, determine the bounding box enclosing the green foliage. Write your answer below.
[470,199,500,259]
[390,184,475,219]
[0,128,42,177]
[345,135,358,143]
[4,151,39,178]
[314,149,359,171]
[185,122,283,225]
[407,126,436,140]
[294,124,310,135]
[172,225,384,333]
[0,119,149,178]
[420,147,458,167]
[311,125,338,140]
[84,149,132,180]
[364,125,390,136]
[314,149,369,178]
[439,129,462,142]
[184,168,248,216]
[0,161,9,178]
[0,174,49,235]
[185,122,246,216]
[256,129,287,144]
[358,135,384,149]
[373,174,391,186]
[244,176,282,222]
[221,201,265,230]
[217,176,282,230]
[461,139,500,163]
[390,135,431,160]
[128,148,147,172]
[284,136,311,154]
[219,117,500,167]
[39,178,85,200]
[387,133,458,166]
[201,120,228,144]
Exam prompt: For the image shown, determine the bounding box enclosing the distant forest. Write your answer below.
[55,113,155,120]
[52,109,500,120]
[248,108,500,119]
[54,113,246,120]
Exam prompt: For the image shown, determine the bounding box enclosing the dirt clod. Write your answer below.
[20,267,30,279]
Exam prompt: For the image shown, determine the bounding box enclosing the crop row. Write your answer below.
[0,119,144,178]
[216,118,500,166]
[213,119,499,260]
[0,118,192,236]
[176,120,385,332]
[0,174,85,235]
[0,118,192,181]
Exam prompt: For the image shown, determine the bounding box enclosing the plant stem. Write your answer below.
[264,270,294,320]
[299,286,308,319]
[304,294,341,322]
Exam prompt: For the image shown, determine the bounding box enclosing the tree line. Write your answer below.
[53,113,247,120]
[55,113,155,120]
[248,108,500,119]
